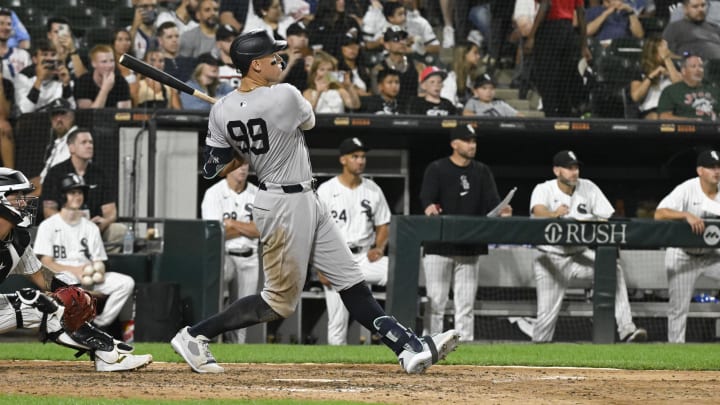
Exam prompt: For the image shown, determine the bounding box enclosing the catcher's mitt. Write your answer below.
[50,286,96,332]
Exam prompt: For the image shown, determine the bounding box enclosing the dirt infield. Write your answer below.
[3,361,720,403]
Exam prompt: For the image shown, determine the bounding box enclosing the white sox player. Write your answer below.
[34,173,135,329]
[171,29,459,374]
[530,150,646,342]
[316,137,390,345]
[654,149,720,343]
[201,162,260,343]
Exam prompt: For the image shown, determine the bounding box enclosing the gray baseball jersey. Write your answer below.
[206,84,314,185]
[657,177,720,342]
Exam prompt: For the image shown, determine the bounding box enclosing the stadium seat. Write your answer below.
[52,5,105,31]
[590,55,639,118]
[84,0,122,14]
[639,16,667,34]
[83,26,113,48]
[13,6,47,28]
[703,59,720,87]
[26,23,46,46]
[0,0,27,8]
[106,5,134,30]
[607,37,643,62]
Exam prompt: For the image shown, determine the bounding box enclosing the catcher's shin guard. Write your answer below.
[16,288,62,315]
[373,315,424,355]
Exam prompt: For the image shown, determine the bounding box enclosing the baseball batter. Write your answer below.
[171,29,459,374]
[316,137,389,345]
[34,173,135,329]
[201,162,260,343]
[655,149,720,343]
[0,168,151,371]
[530,150,646,342]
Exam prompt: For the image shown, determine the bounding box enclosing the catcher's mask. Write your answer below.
[0,168,38,227]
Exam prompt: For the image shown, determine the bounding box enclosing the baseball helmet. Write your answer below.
[230,29,287,74]
[0,168,37,227]
[60,173,92,192]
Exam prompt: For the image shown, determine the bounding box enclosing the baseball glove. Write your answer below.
[50,286,96,332]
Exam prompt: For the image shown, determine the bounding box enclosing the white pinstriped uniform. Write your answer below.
[201,180,260,343]
[657,177,720,343]
[0,229,62,334]
[530,179,639,342]
[316,176,390,345]
[34,214,135,327]
[207,84,364,317]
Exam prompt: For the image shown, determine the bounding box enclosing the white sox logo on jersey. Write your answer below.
[543,222,628,245]
[360,199,374,223]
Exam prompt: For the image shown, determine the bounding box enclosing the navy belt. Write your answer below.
[228,249,254,257]
[259,183,304,193]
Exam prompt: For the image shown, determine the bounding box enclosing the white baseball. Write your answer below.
[92,271,105,284]
[81,274,94,287]
[83,265,94,276]
[92,261,106,274]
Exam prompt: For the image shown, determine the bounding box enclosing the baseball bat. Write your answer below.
[118,53,217,104]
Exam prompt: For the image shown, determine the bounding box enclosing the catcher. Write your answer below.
[0,168,152,371]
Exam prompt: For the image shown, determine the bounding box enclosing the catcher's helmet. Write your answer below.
[230,29,287,75]
[0,168,37,227]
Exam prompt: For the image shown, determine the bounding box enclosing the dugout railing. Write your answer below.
[386,216,720,343]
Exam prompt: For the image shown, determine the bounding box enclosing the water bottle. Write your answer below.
[123,226,134,254]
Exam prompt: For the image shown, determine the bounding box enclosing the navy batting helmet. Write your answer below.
[230,29,287,75]
[61,173,93,193]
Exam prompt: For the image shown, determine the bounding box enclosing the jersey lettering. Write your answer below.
[227,118,270,155]
[360,199,374,223]
[52,245,67,259]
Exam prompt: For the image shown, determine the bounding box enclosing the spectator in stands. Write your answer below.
[364,1,440,63]
[112,28,139,106]
[129,0,160,60]
[157,0,200,36]
[157,21,195,83]
[179,0,220,58]
[664,0,720,61]
[407,66,456,115]
[8,9,29,50]
[74,45,132,109]
[337,27,372,97]
[447,41,482,107]
[34,98,78,194]
[201,162,260,343]
[41,128,126,249]
[0,9,31,81]
[586,0,644,42]
[180,54,233,110]
[630,37,682,119]
[303,50,360,113]
[15,40,75,114]
[46,17,87,79]
[308,0,362,58]
[244,0,295,39]
[315,137,390,346]
[510,0,538,99]
[654,149,720,343]
[213,24,242,88]
[463,73,521,117]
[420,124,511,342]
[134,50,182,109]
[35,173,136,335]
[440,0,455,48]
[0,67,13,169]
[371,27,419,106]
[530,150,647,343]
[280,21,311,91]
[219,0,249,33]
[359,68,402,114]
[525,0,590,117]
[657,54,720,121]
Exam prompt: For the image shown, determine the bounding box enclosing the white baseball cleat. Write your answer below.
[171,326,224,373]
[95,353,153,372]
[398,329,461,374]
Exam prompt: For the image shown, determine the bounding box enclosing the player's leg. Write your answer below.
[322,284,350,345]
[0,292,48,333]
[666,248,700,343]
[533,253,570,342]
[612,262,646,342]
[312,198,459,373]
[452,254,480,342]
[91,272,135,327]
[422,253,454,335]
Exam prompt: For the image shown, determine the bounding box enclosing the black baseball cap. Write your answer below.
[286,21,308,37]
[473,73,496,88]
[341,28,361,46]
[47,98,73,114]
[216,24,240,41]
[697,150,720,167]
[450,124,477,141]
[197,52,221,67]
[384,26,408,42]
[553,150,582,167]
[339,137,369,156]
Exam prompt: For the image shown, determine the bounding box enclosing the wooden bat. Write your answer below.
[118,53,217,104]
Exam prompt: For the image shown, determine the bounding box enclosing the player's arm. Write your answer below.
[39,255,85,279]
[654,207,704,234]
[419,164,442,215]
[224,220,260,239]
[368,223,389,262]
[532,204,569,218]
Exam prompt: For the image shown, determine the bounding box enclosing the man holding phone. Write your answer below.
[14,39,75,113]
[46,17,87,79]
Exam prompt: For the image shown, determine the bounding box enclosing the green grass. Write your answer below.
[3,341,720,371]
